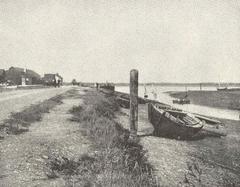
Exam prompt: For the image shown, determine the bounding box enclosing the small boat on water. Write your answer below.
[217,87,228,91]
[172,88,190,104]
[144,85,148,99]
[172,98,190,104]
[148,103,204,139]
[217,79,228,91]
[151,85,157,100]
[152,91,157,100]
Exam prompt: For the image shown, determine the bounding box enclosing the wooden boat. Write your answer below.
[155,102,222,125]
[217,87,228,91]
[114,91,147,104]
[172,98,190,104]
[99,83,115,91]
[144,85,148,99]
[172,90,190,104]
[217,80,228,91]
[116,97,130,108]
[148,103,203,139]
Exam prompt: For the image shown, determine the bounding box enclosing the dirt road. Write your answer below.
[0,87,71,123]
[0,87,90,186]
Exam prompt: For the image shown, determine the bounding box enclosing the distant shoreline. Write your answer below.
[114,82,240,87]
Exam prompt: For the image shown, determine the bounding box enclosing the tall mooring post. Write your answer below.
[129,69,138,139]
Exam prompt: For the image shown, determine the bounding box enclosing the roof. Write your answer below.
[26,69,41,78]
[44,73,63,79]
[56,73,63,79]
[44,74,55,78]
[9,66,24,72]
[0,69,5,75]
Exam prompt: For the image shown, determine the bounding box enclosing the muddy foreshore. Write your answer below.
[110,89,240,186]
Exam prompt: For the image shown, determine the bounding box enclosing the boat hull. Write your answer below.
[148,103,203,139]
[116,97,130,108]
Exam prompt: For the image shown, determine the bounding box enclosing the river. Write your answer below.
[116,85,240,121]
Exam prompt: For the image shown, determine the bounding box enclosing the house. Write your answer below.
[43,73,63,86]
[25,69,41,85]
[0,69,5,83]
[5,67,25,85]
[5,67,41,85]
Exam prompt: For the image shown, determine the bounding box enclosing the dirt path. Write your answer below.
[0,86,71,123]
[0,88,90,187]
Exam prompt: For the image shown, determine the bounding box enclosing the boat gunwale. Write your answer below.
[152,102,221,125]
[151,104,203,128]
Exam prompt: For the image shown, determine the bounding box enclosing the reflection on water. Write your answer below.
[116,86,240,121]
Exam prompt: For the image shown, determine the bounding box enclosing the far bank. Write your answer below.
[168,90,240,111]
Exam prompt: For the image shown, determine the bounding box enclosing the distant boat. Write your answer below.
[172,89,190,104]
[151,84,157,99]
[148,103,204,139]
[173,98,190,104]
[217,87,240,91]
[144,85,148,99]
[217,78,228,91]
[152,91,157,100]
[217,82,228,91]
[217,87,228,91]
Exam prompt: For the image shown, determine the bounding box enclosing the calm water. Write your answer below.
[116,86,240,121]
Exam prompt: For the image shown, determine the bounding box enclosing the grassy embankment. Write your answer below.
[0,94,64,137]
[47,89,158,186]
[169,90,240,110]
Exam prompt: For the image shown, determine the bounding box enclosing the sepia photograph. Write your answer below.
[0,0,240,186]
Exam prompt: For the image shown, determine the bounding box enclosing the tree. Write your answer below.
[72,79,77,85]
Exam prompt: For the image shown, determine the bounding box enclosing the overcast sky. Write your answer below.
[1,0,240,83]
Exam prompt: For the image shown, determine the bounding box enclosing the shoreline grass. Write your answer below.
[48,89,159,186]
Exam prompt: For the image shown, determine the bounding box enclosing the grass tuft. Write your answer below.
[48,89,159,186]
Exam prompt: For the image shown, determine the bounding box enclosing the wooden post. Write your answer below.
[130,69,138,138]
